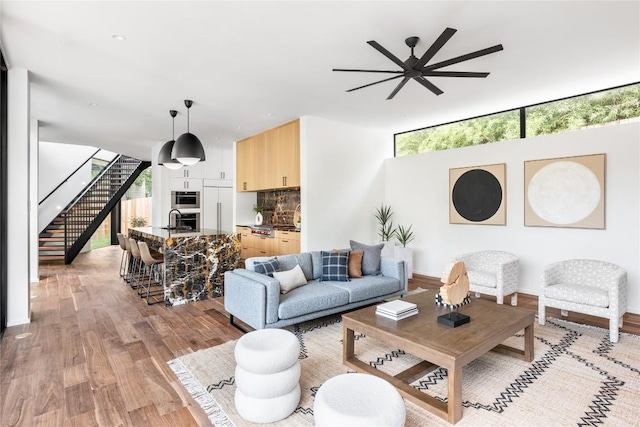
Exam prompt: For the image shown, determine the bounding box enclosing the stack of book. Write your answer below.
[376,300,418,320]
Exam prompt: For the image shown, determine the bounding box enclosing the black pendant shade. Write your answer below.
[172,99,206,166]
[158,110,183,170]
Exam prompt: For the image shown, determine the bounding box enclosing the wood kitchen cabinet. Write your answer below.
[236,119,300,192]
[275,230,300,255]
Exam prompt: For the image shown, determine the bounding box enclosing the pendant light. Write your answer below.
[172,99,206,165]
[158,110,183,170]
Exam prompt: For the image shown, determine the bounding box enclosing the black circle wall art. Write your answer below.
[449,164,506,225]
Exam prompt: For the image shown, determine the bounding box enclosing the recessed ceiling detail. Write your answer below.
[333,28,504,100]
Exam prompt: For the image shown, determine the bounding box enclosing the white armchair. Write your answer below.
[452,251,519,306]
[538,259,627,343]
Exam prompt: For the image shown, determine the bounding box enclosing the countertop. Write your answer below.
[130,226,236,240]
[237,224,301,232]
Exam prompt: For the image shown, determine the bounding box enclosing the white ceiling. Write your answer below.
[1,1,638,161]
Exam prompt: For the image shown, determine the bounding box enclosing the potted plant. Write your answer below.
[374,204,397,258]
[394,224,415,279]
[253,204,264,226]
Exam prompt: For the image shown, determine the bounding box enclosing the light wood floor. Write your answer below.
[1,245,638,426]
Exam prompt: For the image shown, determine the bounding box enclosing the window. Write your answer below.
[395,82,640,157]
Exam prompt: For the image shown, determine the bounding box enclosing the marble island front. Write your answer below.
[129,227,241,306]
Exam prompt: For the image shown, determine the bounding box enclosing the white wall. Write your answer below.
[29,120,39,282]
[385,122,640,313]
[7,68,30,326]
[300,116,391,251]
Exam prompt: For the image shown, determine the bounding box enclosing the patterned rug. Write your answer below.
[169,310,640,426]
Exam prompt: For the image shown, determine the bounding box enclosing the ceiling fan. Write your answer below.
[332,28,503,100]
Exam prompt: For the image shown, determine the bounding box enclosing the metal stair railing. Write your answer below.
[63,155,150,264]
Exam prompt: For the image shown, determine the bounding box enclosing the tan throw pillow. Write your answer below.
[348,250,364,278]
[273,264,308,294]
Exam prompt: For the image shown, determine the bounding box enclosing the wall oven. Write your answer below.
[171,191,200,209]
[170,212,200,232]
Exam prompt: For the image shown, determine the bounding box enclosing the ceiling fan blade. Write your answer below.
[414,76,443,95]
[423,44,504,71]
[386,77,411,100]
[423,70,490,78]
[345,75,404,92]
[332,68,404,74]
[367,40,412,71]
[414,27,457,69]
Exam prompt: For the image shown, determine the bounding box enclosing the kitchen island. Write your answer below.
[129,227,241,306]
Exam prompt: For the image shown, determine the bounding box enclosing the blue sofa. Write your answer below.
[224,251,407,330]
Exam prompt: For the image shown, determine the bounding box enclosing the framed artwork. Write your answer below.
[524,153,605,229]
[449,163,506,225]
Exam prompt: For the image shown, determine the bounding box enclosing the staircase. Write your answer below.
[39,155,150,264]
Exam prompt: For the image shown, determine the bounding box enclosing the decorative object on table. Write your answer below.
[293,203,301,229]
[453,250,520,306]
[394,224,415,279]
[157,109,183,170]
[172,99,206,166]
[437,261,471,327]
[376,299,418,320]
[449,163,506,225]
[233,328,301,423]
[253,204,264,226]
[332,29,503,100]
[539,258,627,343]
[524,153,605,229]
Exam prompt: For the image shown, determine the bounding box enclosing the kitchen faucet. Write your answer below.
[169,208,182,230]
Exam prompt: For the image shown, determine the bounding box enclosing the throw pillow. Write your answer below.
[348,249,364,278]
[273,264,308,294]
[333,249,363,278]
[320,251,350,282]
[254,258,280,277]
[349,240,384,276]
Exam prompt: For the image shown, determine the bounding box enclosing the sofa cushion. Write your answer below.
[278,282,350,319]
[320,251,350,282]
[326,276,402,303]
[311,251,323,280]
[350,241,383,276]
[544,283,609,308]
[276,253,314,281]
[273,265,308,294]
[254,258,280,277]
[467,270,497,288]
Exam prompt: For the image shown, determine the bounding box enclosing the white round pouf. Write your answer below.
[234,329,301,423]
[235,361,301,399]
[314,373,406,427]
[235,328,300,374]
[235,383,301,423]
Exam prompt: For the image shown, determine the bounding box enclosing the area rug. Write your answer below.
[168,309,640,426]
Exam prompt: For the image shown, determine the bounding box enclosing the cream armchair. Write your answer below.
[538,259,627,343]
[452,250,519,306]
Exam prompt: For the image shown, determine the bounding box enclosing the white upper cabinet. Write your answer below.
[169,163,203,190]
[168,163,202,179]
[202,147,233,186]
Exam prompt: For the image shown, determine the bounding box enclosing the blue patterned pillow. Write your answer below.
[320,251,350,282]
[254,258,280,277]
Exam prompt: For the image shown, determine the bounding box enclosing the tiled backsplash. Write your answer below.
[257,189,301,227]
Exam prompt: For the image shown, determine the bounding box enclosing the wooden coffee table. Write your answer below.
[342,292,535,424]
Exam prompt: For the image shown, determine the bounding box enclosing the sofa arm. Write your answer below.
[380,258,408,293]
[224,269,280,329]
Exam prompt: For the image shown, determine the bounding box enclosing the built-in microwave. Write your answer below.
[171,191,200,209]
[170,212,200,232]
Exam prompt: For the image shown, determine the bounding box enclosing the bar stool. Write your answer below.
[137,241,165,305]
[128,238,143,290]
[116,233,128,278]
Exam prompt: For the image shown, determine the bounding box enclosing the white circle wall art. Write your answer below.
[527,160,601,225]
